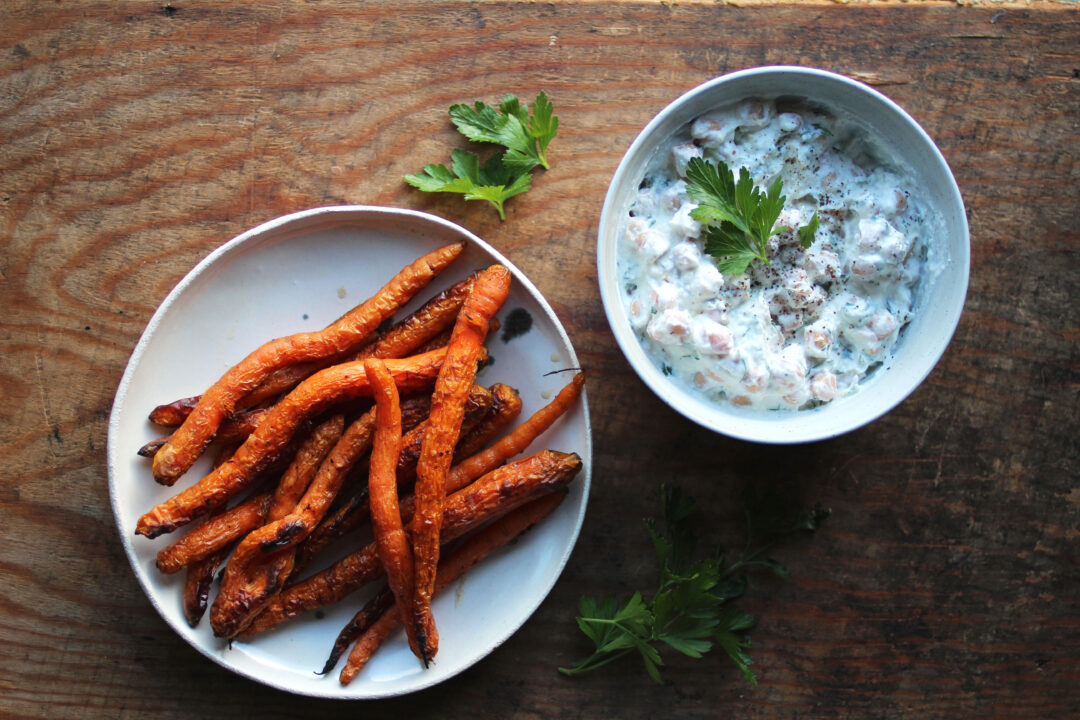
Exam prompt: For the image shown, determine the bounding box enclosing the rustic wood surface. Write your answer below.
[1,1,1077,718]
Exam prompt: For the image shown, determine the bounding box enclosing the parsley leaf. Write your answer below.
[702,223,767,277]
[798,211,820,249]
[715,606,757,684]
[686,157,820,275]
[403,149,531,220]
[559,485,828,685]
[527,91,558,167]
[405,92,557,219]
[449,91,557,171]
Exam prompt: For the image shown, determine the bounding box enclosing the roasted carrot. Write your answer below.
[151,242,465,486]
[136,348,447,539]
[451,383,522,461]
[139,406,273,458]
[216,272,471,412]
[287,392,432,568]
[357,274,477,361]
[411,326,454,355]
[319,586,395,676]
[147,275,473,434]
[154,348,367,426]
[156,492,272,574]
[179,443,238,626]
[411,316,500,356]
[338,491,566,683]
[182,545,226,627]
[394,384,494,485]
[448,372,584,492]
[209,402,382,638]
[138,437,169,459]
[292,384,494,575]
[290,488,371,576]
[410,264,512,664]
[268,414,344,522]
[240,543,381,638]
[237,358,345,409]
[148,395,200,427]
[240,450,581,638]
[364,359,421,659]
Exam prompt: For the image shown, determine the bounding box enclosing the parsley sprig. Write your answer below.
[685,157,820,276]
[404,92,558,220]
[559,485,828,684]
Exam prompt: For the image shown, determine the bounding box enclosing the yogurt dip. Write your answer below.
[618,99,938,411]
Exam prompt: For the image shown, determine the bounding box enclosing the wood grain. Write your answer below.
[1,1,1077,718]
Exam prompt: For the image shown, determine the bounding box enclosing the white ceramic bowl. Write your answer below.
[109,206,591,697]
[597,66,969,443]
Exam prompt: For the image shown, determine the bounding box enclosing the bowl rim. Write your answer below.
[597,65,970,444]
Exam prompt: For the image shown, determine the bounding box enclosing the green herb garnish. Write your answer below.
[450,91,557,172]
[404,92,557,220]
[685,157,820,275]
[797,211,820,249]
[559,485,828,684]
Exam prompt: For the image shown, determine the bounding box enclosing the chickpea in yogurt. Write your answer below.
[619,99,933,411]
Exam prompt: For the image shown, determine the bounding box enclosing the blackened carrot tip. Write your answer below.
[415,625,432,668]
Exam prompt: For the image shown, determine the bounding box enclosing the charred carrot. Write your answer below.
[239,358,345,408]
[410,265,512,665]
[338,491,566,683]
[179,443,238,626]
[358,274,477,361]
[364,359,422,659]
[240,450,581,638]
[448,372,584,492]
[411,326,453,355]
[268,414,344,522]
[395,384,494,485]
[151,242,465,485]
[182,545,227,627]
[202,412,344,631]
[139,406,273,459]
[228,273,474,410]
[156,492,272,574]
[319,586,396,676]
[451,383,522,461]
[136,348,447,539]
[148,395,200,427]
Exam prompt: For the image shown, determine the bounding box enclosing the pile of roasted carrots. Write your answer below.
[134,241,585,683]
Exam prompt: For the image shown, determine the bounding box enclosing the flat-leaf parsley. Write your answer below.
[559,485,828,684]
[404,92,557,220]
[685,157,819,276]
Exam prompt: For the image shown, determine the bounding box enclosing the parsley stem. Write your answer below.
[559,648,634,676]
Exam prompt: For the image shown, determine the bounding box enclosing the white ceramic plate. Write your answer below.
[108,206,591,698]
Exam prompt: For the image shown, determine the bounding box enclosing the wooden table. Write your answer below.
[2,2,1077,717]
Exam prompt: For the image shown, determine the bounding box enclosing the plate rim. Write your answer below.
[107,205,592,698]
